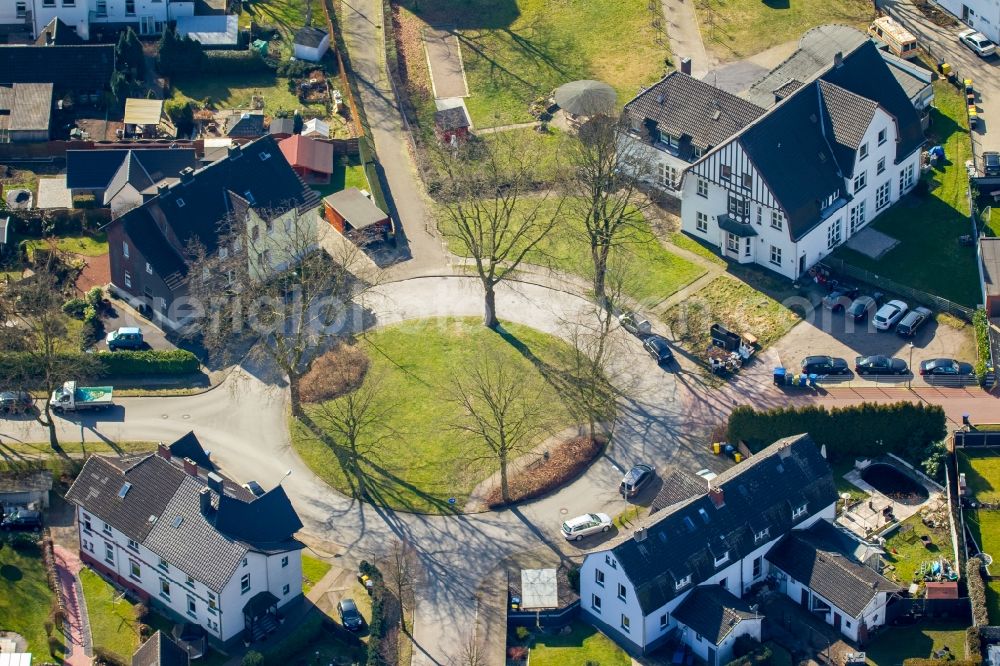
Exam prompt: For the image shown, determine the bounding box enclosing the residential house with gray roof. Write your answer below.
[580,434,899,660]
[66,434,304,648]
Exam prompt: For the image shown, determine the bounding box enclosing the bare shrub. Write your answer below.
[297,344,370,404]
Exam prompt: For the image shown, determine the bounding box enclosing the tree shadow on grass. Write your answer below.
[396,0,520,31]
[1,564,22,581]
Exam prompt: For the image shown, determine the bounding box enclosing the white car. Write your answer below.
[561,513,612,541]
[959,28,996,57]
[873,299,909,331]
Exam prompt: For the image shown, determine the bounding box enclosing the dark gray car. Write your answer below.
[800,356,849,375]
[620,464,655,498]
[855,355,908,375]
[643,335,674,365]
[337,598,364,631]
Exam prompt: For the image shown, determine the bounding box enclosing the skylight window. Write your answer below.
[683,516,696,532]
[172,516,183,528]
[176,198,186,208]
[259,152,271,161]
[698,508,710,524]
[118,482,132,499]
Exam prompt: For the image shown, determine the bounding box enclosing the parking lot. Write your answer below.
[770,302,976,384]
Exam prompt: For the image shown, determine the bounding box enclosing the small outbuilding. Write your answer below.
[0,470,53,509]
[176,15,240,49]
[279,134,334,183]
[301,117,330,139]
[322,187,391,245]
[0,83,54,143]
[433,106,470,145]
[225,111,265,138]
[124,98,164,137]
[293,26,330,62]
[269,117,296,139]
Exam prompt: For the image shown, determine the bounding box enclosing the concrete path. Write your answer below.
[661,0,713,77]
[422,27,469,99]
[54,545,92,666]
[476,122,540,135]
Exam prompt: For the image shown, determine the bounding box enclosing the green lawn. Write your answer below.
[313,158,370,200]
[670,231,727,267]
[242,0,314,46]
[987,580,1000,625]
[0,535,64,660]
[394,0,667,128]
[291,318,589,514]
[302,554,332,594]
[80,568,145,661]
[832,79,979,307]
[438,196,706,306]
[958,448,1000,503]
[479,127,567,183]
[865,622,968,665]
[528,621,630,666]
[966,507,1000,557]
[881,513,953,584]
[695,0,873,59]
[662,274,802,351]
[0,441,155,470]
[23,233,108,257]
[170,71,327,119]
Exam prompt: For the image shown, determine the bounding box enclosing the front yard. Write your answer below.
[526,621,630,666]
[302,553,332,593]
[864,622,968,665]
[23,233,108,258]
[392,0,668,129]
[0,534,64,660]
[831,79,979,307]
[694,0,873,59]
[79,568,146,660]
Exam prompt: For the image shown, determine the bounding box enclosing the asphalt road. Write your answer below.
[6,276,712,665]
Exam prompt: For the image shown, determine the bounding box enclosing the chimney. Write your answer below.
[199,487,212,515]
[182,457,198,477]
[634,527,648,542]
[156,182,170,196]
[157,442,171,460]
[680,57,692,76]
[179,167,194,184]
[228,144,243,160]
[709,486,725,509]
[206,472,224,496]
[834,51,843,68]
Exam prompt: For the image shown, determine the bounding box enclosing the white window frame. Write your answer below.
[595,569,605,586]
[129,560,141,579]
[283,583,290,595]
[876,181,891,210]
[877,128,887,146]
[187,595,197,616]
[769,245,782,266]
[675,574,692,590]
[850,201,867,233]
[660,613,669,629]
[122,241,129,259]
[859,142,869,160]
[617,583,627,601]
[592,594,602,612]
[726,232,739,253]
[281,555,289,568]
[160,578,170,599]
[770,210,783,230]
[621,614,631,633]
[754,528,769,543]
[127,538,139,551]
[876,157,886,175]
[792,504,808,519]
[15,2,26,18]
[241,573,251,594]
[697,178,708,198]
[827,219,842,249]
[696,212,708,233]
[104,542,114,564]
[753,556,763,578]
[123,271,132,288]
[853,170,867,193]
[714,551,730,567]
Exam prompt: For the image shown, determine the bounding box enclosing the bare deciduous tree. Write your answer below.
[452,632,486,666]
[383,539,421,634]
[451,352,547,504]
[184,207,381,417]
[566,114,654,305]
[438,133,565,328]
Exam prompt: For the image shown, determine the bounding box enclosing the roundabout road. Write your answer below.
[3,275,718,665]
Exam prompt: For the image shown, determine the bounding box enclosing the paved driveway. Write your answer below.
[422,27,469,99]
[881,0,1000,166]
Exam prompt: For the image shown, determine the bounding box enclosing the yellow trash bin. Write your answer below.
[734,452,743,463]
[713,442,721,455]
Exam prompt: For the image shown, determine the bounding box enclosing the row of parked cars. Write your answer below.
[800,354,972,377]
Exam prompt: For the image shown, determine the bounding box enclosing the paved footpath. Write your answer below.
[54,545,92,666]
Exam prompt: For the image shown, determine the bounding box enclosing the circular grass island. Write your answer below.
[290,317,609,514]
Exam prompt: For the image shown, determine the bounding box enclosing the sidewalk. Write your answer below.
[660,0,713,76]
[54,545,92,666]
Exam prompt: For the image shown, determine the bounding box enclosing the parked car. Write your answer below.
[106,327,144,351]
[618,312,651,337]
[1,508,42,530]
[822,287,860,312]
[855,355,908,375]
[873,300,908,331]
[959,28,996,57]
[0,390,34,414]
[242,480,265,497]
[896,306,933,338]
[620,464,655,498]
[919,358,975,376]
[846,295,881,322]
[337,598,365,631]
[643,335,674,365]
[984,151,1000,177]
[561,513,612,541]
[800,355,849,375]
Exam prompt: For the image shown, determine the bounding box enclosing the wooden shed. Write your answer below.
[322,187,392,246]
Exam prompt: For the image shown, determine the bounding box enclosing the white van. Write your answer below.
[869,17,919,59]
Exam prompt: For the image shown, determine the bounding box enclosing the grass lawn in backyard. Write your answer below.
[832,79,978,307]
[965,507,1000,557]
[527,621,630,666]
[302,554,332,593]
[958,448,1000,503]
[864,621,968,665]
[393,0,667,129]
[79,568,146,660]
[662,274,802,352]
[170,72,326,120]
[988,580,1000,625]
[291,318,587,514]
[241,0,313,43]
[695,0,873,59]
[23,233,108,257]
[0,535,64,660]
[312,158,370,200]
[438,196,706,305]
[880,514,953,584]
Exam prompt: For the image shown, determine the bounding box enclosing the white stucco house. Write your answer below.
[66,433,305,648]
[580,434,901,660]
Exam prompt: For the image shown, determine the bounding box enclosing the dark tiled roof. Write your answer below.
[651,471,708,513]
[169,432,215,471]
[773,79,803,101]
[819,41,924,161]
[65,148,197,191]
[672,585,760,645]
[214,485,303,545]
[132,631,189,666]
[35,18,83,45]
[269,117,296,136]
[226,112,264,138]
[766,521,901,617]
[737,84,845,241]
[111,136,321,283]
[434,107,470,131]
[623,72,765,158]
[7,83,52,132]
[609,434,837,614]
[65,455,188,542]
[0,44,114,90]
[817,80,878,177]
[294,26,327,48]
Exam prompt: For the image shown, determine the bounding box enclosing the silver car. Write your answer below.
[873,299,908,331]
[959,28,996,57]
[561,513,612,541]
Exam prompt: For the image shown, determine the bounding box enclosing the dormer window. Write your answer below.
[714,551,730,567]
[754,528,770,542]
[792,504,807,520]
[675,574,692,590]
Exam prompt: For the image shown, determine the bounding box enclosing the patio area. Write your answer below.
[836,458,943,540]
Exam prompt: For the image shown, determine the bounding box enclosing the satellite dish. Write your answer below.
[840,493,851,501]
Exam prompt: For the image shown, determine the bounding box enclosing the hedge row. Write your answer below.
[968,556,989,627]
[95,350,200,376]
[903,661,980,666]
[968,625,983,663]
[201,50,271,75]
[726,402,946,465]
[974,309,991,381]
[360,561,388,666]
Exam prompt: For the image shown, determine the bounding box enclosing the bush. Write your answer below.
[242,651,264,666]
[62,298,86,319]
[93,647,127,666]
[567,566,580,594]
[86,286,103,308]
[276,59,313,78]
[967,625,982,661]
[974,308,990,382]
[260,614,324,666]
[133,602,148,623]
[201,50,271,75]
[298,345,370,403]
[95,349,200,376]
[726,402,947,467]
[79,317,104,350]
[968,556,989,626]
[725,638,772,666]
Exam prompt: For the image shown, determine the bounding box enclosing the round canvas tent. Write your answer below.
[554,80,616,117]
